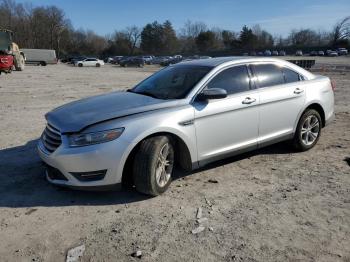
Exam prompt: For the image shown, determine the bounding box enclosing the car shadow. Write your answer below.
[173,141,295,179]
[0,139,150,208]
[0,138,295,208]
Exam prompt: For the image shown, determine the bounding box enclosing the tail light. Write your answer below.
[331,79,336,91]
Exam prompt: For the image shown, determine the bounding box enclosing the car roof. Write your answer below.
[177,56,315,79]
[178,56,284,67]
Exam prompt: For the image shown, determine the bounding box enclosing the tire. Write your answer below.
[293,109,322,151]
[40,61,47,66]
[96,63,100,67]
[15,54,25,71]
[78,63,83,67]
[133,136,175,196]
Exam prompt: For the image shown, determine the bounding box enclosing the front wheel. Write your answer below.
[293,109,322,151]
[15,55,25,71]
[133,136,174,196]
[96,63,100,67]
[78,63,83,67]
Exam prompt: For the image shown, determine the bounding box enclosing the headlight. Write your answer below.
[68,128,124,147]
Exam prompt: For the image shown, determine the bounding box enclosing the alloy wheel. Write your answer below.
[155,143,173,187]
[301,115,320,146]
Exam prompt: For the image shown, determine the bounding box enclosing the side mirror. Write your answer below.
[197,88,227,100]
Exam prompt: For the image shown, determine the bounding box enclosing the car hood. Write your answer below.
[46,91,183,133]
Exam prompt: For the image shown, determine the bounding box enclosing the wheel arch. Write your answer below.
[121,131,193,187]
[304,103,326,127]
[296,102,326,131]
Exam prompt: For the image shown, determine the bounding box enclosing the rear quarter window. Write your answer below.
[282,68,301,83]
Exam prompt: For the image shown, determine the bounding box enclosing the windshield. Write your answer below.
[131,65,212,99]
[0,31,11,51]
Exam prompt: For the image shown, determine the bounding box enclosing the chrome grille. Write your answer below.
[41,123,62,153]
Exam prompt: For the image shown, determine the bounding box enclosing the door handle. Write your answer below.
[242,97,256,104]
[294,88,304,94]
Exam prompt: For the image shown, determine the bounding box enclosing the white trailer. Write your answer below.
[21,49,57,66]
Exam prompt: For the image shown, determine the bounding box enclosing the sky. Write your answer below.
[16,0,350,37]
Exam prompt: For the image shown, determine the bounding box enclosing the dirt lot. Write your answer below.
[0,58,349,262]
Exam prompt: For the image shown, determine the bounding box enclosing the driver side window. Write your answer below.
[207,65,251,95]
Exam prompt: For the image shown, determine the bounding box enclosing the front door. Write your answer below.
[193,65,260,163]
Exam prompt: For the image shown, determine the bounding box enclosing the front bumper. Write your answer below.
[38,136,134,189]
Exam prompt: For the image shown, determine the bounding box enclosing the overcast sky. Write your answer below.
[16,0,350,36]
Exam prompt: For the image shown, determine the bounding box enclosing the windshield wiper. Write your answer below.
[127,89,160,99]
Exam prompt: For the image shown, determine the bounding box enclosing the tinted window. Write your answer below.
[283,68,300,83]
[207,66,250,95]
[131,65,211,99]
[253,64,285,88]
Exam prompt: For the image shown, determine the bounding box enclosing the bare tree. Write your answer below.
[124,26,141,55]
[331,16,350,45]
[180,20,207,38]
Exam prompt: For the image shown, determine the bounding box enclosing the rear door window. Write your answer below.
[253,64,285,88]
[207,65,251,95]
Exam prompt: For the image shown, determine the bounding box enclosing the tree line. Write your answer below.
[0,0,349,58]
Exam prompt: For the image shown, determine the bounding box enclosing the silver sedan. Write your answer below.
[38,57,335,195]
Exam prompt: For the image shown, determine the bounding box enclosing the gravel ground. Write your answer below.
[0,59,349,262]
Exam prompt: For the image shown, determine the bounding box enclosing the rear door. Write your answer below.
[251,63,306,145]
[193,65,259,163]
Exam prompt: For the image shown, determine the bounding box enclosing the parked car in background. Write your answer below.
[310,51,318,56]
[119,56,145,67]
[111,56,124,64]
[150,56,172,65]
[318,51,325,56]
[337,48,348,55]
[69,56,86,64]
[264,50,272,56]
[104,57,113,63]
[60,57,71,63]
[257,51,264,56]
[272,50,279,56]
[250,51,257,56]
[279,50,286,56]
[326,50,338,57]
[38,57,334,196]
[142,55,154,64]
[160,56,183,66]
[21,49,57,66]
[295,50,303,56]
[199,56,212,59]
[74,58,104,67]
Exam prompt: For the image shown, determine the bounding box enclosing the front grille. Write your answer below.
[41,123,62,153]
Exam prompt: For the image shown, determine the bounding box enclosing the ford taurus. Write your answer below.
[38,57,335,196]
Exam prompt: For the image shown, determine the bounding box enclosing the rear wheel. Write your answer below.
[96,63,100,67]
[293,109,322,151]
[133,136,174,196]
